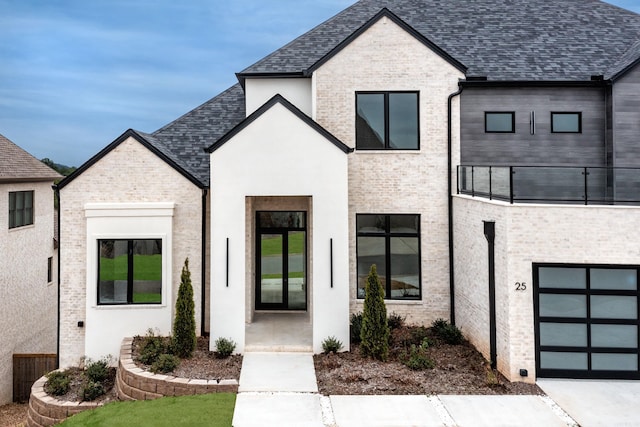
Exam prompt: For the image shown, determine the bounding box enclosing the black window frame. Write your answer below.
[484,112,515,133]
[97,239,163,305]
[551,112,582,133]
[8,190,34,229]
[356,213,421,300]
[355,91,420,150]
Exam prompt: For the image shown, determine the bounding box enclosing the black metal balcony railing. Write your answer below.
[457,165,640,205]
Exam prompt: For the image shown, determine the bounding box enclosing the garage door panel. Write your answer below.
[540,323,587,347]
[539,294,587,317]
[591,325,638,348]
[590,269,637,290]
[592,353,638,371]
[591,295,637,319]
[535,264,640,379]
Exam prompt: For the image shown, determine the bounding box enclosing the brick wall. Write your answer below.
[59,136,204,367]
[454,195,640,381]
[313,17,464,324]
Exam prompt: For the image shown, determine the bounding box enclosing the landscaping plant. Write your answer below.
[431,318,464,345]
[44,371,71,396]
[173,258,196,358]
[350,312,363,344]
[360,264,390,361]
[214,337,236,358]
[321,336,343,354]
[151,354,180,374]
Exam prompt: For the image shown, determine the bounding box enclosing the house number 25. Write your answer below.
[515,282,527,291]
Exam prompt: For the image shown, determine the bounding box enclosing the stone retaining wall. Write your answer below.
[27,375,102,427]
[27,338,239,426]
[116,337,238,400]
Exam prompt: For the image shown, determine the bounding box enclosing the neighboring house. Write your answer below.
[57,0,640,382]
[0,134,62,404]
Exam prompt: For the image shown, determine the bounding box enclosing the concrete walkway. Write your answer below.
[232,352,589,427]
[538,379,640,427]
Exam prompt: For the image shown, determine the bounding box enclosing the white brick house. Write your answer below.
[57,1,640,382]
[0,134,61,404]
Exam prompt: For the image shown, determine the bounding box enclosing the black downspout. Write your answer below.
[201,188,208,336]
[483,220,497,370]
[53,184,61,369]
[447,84,463,325]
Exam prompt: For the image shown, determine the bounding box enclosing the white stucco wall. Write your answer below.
[59,136,204,367]
[245,78,313,117]
[313,16,465,323]
[0,180,57,404]
[454,195,640,381]
[210,101,350,353]
[84,203,174,360]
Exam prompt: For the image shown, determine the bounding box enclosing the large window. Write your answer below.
[485,112,515,133]
[98,239,162,305]
[356,92,419,150]
[9,191,34,229]
[356,214,421,300]
[551,112,582,133]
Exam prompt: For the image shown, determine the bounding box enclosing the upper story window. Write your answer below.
[9,191,34,229]
[551,112,582,133]
[356,92,419,150]
[485,112,515,133]
[357,214,421,300]
[98,239,162,305]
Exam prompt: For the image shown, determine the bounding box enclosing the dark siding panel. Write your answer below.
[461,87,606,167]
[613,64,640,168]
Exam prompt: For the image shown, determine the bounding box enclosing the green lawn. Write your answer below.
[100,254,162,281]
[261,232,305,256]
[59,393,236,427]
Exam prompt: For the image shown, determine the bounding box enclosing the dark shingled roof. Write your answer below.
[0,133,62,182]
[150,84,246,186]
[240,0,640,81]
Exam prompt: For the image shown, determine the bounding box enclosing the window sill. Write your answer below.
[355,150,421,154]
[92,304,167,310]
[8,224,35,232]
[355,299,423,305]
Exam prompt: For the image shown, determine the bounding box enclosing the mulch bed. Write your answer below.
[314,325,543,396]
[49,366,118,404]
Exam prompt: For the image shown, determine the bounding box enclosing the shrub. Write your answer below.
[402,345,435,370]
[214,338,236,359]
[138,331,167,365]
[350,312,363,344]
[410,326,430,345]
[387,312,406,330]
[85,356,111,383]
[44,371,70,396]
[321,336,343,354]
[360,264,390,361]
[431,318,464,345]
[151,354,180,374]
[173,258,197,358]
[81,381,105,401]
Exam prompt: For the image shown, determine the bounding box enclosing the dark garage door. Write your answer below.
[534,264,640,379]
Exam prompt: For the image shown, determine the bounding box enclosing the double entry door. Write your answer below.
[256,211,307,310]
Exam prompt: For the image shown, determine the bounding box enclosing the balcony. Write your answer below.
[457,165,640,205]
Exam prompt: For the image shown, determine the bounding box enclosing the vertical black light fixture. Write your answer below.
[483,221,497,370]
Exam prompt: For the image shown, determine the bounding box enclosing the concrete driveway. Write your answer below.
[537,379,640,427]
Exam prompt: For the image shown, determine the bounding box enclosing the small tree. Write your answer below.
[360,264,390,361]
[173,258,196,358]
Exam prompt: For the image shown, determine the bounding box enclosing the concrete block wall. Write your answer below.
[313,16,464,325]
[59,136,204,367]
[0,180,58,404]
[453,194,640,381]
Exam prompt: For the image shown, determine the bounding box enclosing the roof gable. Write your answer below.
[0,134,62,182]
[56,129,204,190]
[305,8,466,75]
[207,94,352,154]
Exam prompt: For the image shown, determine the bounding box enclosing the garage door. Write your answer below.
[534,264,640,379]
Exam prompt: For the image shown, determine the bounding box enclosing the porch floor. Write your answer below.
[245,312,312,352]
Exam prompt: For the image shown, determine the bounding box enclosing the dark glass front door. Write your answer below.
[256,212,307,310]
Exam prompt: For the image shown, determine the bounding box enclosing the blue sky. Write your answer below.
[1,0,639,167]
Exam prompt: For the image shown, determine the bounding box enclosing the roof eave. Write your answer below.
[57,129,206,190]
